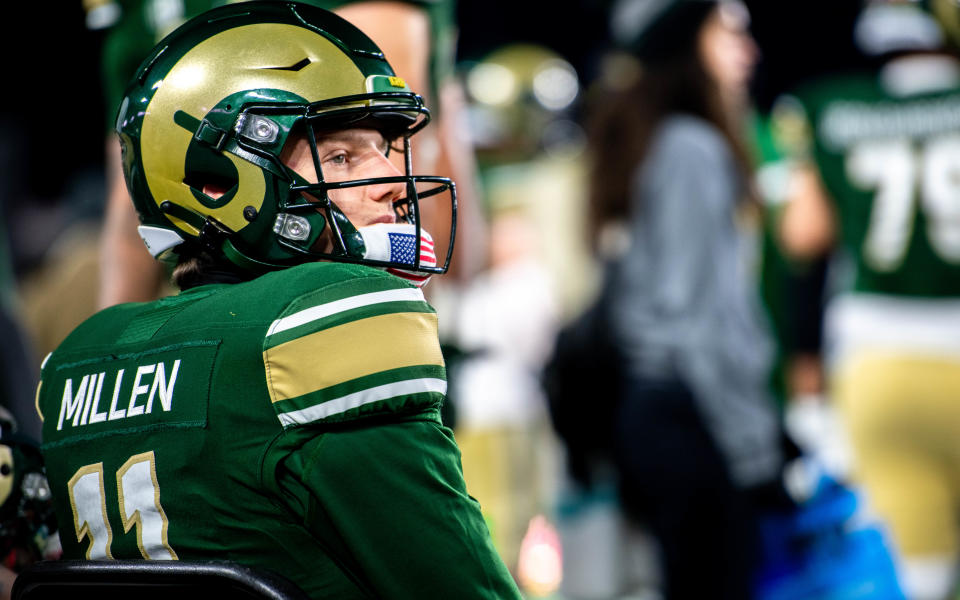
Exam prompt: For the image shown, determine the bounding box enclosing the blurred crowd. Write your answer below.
[2,0,960,599]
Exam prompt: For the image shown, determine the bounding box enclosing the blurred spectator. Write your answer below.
[773,1,960,598]
[584,0,789,597]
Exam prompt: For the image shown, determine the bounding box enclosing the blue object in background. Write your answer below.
[755,473,905,600]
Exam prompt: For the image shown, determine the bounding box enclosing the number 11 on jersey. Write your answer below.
[67,450,178,560]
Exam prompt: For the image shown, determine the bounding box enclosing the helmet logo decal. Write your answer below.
[366,74,413,94]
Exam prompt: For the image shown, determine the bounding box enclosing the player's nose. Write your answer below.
[367,151,405,205]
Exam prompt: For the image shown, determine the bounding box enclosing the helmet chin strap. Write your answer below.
[357,223,436,287]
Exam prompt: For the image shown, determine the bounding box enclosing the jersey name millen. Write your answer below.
[56,359,181,431]
[42,339,219,449]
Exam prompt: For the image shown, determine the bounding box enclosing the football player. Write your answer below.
[773,1,960,598]
[36,3,520,597]
[92,0,483,310]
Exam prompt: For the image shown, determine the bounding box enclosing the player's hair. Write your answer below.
[172,247,251,290]
[586,8,755,249]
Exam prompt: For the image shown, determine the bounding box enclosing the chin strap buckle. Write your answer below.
[198,217,235,254]
[195,120,228,151]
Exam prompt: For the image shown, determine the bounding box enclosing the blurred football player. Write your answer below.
[774,1,960,598]
[453,42,574,588]
[36,3,520,597]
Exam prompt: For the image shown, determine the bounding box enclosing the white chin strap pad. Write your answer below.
[138,225,185,258]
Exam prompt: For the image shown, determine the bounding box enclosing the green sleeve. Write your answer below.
[280,415,522,599]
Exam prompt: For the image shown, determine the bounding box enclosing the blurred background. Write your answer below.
[4,1,960,599]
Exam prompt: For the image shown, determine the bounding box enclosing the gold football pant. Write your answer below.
[835,351,960,558]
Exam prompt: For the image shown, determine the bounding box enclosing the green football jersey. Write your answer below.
[38,262,521,599]
[773,70,960,297]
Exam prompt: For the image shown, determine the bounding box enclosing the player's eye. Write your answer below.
[326,152,347,166]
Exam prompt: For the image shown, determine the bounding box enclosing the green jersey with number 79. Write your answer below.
[773,70,960,297]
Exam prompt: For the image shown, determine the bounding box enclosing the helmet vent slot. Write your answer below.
[262,57,312,72]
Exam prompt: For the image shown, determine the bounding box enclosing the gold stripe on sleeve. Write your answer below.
[263,312,443,403]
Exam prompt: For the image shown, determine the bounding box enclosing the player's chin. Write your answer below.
[367,214,398,226]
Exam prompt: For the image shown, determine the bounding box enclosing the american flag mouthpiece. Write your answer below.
[358,223,436,287]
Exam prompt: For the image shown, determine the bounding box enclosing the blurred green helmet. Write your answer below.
[116,0,455,276]
[464,43,581,162]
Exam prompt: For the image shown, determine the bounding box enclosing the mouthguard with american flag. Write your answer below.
[358,223,437,287]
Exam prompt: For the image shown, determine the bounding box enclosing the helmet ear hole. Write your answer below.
[199,181,235,201]
[183,141,240,208]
